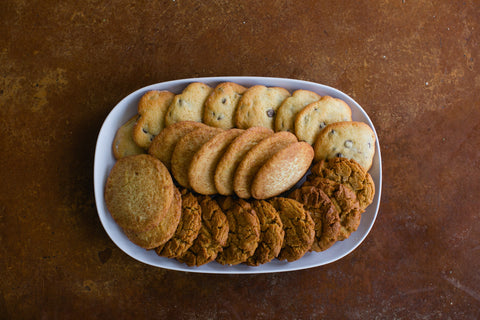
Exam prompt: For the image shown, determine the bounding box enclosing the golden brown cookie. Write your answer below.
[246,200,284,266]
[305,177,361,240]
[269,197,315,262]
[289,186,340,252]
[215,197,260,265]
[148,121,207,170]
[155,188,202,258]
[164,82,213,127]
[235,85,290,130]
[104,154,174,232]
[177,196,229,267]
[132,90,175,149]
[112,115,146,160]
[188,128,244,195]
[313,121,376,170]
[275,89,321,132]
[294,96,352,145]
[251,141,314,199]
[203,82,247,129]
[310,157,375,211]
[234,131,298,199]
[214,127,274,196]
[170,126,223,188]
[123,186,182,249]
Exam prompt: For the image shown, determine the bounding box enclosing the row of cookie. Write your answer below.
[147,121,313,199]
[105,154,374,266]
[120,82,376,170]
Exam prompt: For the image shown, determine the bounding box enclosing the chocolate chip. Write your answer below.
[336,153,343,157]
[217,115,224,120]
[221,98,227,104]
[266,109,275,117]
[142,128,148,134]
[368,142,372,148]
[319,122,326,129]
[344,140,353,148]
[179,99,184,106]
[329,129,336,135]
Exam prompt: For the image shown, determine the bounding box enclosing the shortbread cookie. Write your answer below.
[310,157,375,211]
[295,96,352,145]
[305,177,361,240]
[189,128,244,195]
[289,186,340,252]
[246,200,284,266]
[214,127,273,196]
[148,121,207,170]
[112,115,146,159]
[251,142,314,199]
[203,82,247,129]
[177,196,229,267]
[124,186,182,249]
[275,89,321,132]
[164,82,213,127]
[216,198,260,265]
[155,189,202,258]
[105,154,174,232]
[133,90,175,149]
[269,198,315,262]
[314,121,376,170]
[235,85,290,130]
[170,126,223,188]
[234,131,297,199]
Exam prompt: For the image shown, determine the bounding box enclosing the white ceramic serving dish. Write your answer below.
[93,76,382,274]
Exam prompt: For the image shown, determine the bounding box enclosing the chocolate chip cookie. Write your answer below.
[203,82,247,129]
[112,115,146,159]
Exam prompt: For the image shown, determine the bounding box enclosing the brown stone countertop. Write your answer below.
[1,1,479,318]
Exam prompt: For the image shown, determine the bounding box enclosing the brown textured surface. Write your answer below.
[1,1,479,318]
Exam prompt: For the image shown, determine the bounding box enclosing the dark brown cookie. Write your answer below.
[289,186,340,252]
[215,198,261,265]
[177,196,229,267]
[310,157,375,211]
[155,189,202,258]
[269,197,315,262]
[305,177,361,240]
[246,200,284,266]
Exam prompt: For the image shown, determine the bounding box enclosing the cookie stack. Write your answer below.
[105,81,377,267]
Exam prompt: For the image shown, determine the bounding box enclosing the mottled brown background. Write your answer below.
[1,0,479,319]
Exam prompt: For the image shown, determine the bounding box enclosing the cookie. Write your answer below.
[189,128,244,195]
[164,82,213,127]
[310,157,375,211]
[216,198,261,265]
[269,197,315,262]
[155,188,202,258]
[313,121,376,171]
[132,90,175,149]
[148,121,207,170]
[275,89,321,132]
[233,131,298,199]
[251,141,314,199]
[124,186,182,249]
[112,115,146,160]
[214,127,273,196]
[170,126,223,188]
[289,186,340,252]
[294,96,352,145]
[235,85,290,130]
[104,154,174,232]
[305,177,361,240]
[203,82,247,129]
[246,200,284,266]
[177,196,229,267]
